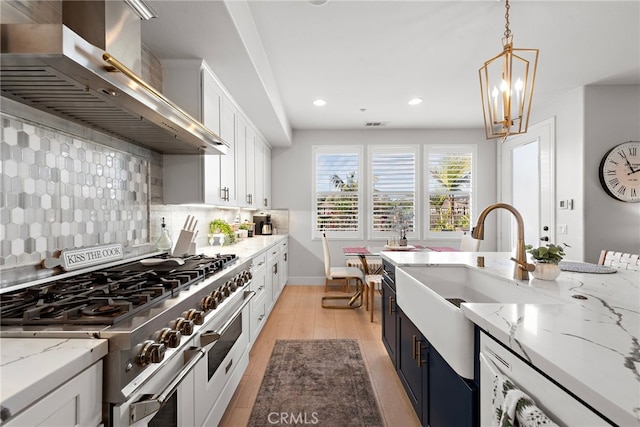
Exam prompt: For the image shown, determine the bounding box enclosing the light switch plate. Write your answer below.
[558,224,568,234]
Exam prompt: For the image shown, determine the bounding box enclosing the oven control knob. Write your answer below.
[213,290,224,304]
[182,309,205,325]
[170,317,194,336]
[154,327,182,348]
[222,285,231,297]
[208,292,219,309]
[229,279,239,291]
[245,271,252,280]
[201,295,214,311]
[137,340,166,366]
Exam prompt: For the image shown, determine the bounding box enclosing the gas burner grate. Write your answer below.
[0,252,240,326]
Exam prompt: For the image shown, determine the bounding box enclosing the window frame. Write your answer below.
[423,144,477,239]
[367,145,420,241]
[312,145,364,240]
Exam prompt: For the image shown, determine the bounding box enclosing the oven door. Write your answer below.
[194,289,254,427]
[110,289,254,427]
[111,343,201,427]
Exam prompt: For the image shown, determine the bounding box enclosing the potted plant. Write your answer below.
[525,243,567,280]
[209,219,236,246]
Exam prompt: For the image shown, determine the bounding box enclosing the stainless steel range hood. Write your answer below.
[0,20,228,155]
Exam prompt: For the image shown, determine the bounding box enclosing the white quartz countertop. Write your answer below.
[198,234,287,261]
[0,338,107,421]
[381,251,640,426]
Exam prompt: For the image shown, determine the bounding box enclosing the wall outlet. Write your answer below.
[558,224,568,234]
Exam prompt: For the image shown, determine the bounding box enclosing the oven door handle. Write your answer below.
[200,290,255,347]
[129,347,206,424]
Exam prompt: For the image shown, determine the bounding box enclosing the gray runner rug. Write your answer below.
[248,339,384,427]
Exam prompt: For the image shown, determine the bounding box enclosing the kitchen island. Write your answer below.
[381,251,639,426]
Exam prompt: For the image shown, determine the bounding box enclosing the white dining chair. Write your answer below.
[598,250,640,271]
[321,233,365,308]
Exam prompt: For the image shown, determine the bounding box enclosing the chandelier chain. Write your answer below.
[504,0,511,39]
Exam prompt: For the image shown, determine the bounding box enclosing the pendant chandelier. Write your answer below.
[479,0,539,140]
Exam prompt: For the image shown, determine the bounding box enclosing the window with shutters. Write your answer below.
[312,146,363,239]
[425,145,476,237]
[368,146,419,240]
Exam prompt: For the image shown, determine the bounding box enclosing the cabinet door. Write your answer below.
[381,278,397,367]
[429,345,476,427]
[6,362,103,427]
[245,123,256,207]
[236,116,248,207]
[279,250,288,288]
[397,309,427,424]
[254,136,265,209]
[263,142,271,209]
[219,95,236,204]
[201,67,221,136]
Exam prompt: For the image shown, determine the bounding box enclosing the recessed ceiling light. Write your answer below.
[313,99,327,107]
[309,0,330,6]
[408,98,423,106]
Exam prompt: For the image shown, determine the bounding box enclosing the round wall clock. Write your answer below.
[598,141,640,202]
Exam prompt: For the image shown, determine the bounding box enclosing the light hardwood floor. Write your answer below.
[219,285,421,427]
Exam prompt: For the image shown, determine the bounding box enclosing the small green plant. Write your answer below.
[525,243,568,264]
[239,222,253,231]
[209,219,236,244]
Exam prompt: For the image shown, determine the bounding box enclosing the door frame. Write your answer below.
[497,117,556,251]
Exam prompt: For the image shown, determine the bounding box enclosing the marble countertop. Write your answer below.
[0,338,108,421]
[381,251,640,426]
[199,234,287,261]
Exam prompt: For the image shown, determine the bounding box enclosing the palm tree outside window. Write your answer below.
[425,145,476,237]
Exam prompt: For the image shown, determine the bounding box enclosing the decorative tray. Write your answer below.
[384,244,416,251]
[559,261,617,274]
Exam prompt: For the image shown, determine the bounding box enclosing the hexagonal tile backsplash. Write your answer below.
[1,115,150,268]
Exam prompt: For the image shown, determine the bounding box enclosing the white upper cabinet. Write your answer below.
[237,115,256,208]
[263,141,272,209]
[162,60,236,205]
[161,59,270,209]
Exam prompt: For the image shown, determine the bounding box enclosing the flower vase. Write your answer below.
[531,263,561,280]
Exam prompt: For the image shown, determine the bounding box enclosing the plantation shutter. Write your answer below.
[369,146,418,239]
[425,145,475,236]
[313,146,362,239]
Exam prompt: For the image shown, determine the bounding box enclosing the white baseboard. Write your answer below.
[286,276,325,285]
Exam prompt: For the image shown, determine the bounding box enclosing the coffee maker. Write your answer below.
[253,214,272,235]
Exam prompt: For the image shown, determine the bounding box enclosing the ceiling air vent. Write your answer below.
[364,121,390,127]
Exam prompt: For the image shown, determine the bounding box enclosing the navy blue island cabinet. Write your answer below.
[382,261,477,427]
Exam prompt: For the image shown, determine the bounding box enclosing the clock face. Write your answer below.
[599,141,640,202]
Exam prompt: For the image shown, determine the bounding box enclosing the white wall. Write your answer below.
[271,129,496,284]
[531,84,640,263]
[531,87,586,261]
[584,85,640,262]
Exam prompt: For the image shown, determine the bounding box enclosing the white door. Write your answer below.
[498,118,555,251]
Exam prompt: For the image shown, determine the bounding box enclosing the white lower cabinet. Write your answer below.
[267,245,281,309]
[5,361,102,427]
[249,252,268,345]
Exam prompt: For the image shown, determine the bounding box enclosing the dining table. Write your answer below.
[342,245,428,321]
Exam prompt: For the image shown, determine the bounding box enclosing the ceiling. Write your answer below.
[141,1,640,147]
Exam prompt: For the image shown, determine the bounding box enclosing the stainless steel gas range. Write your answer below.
[0,252,255,426]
